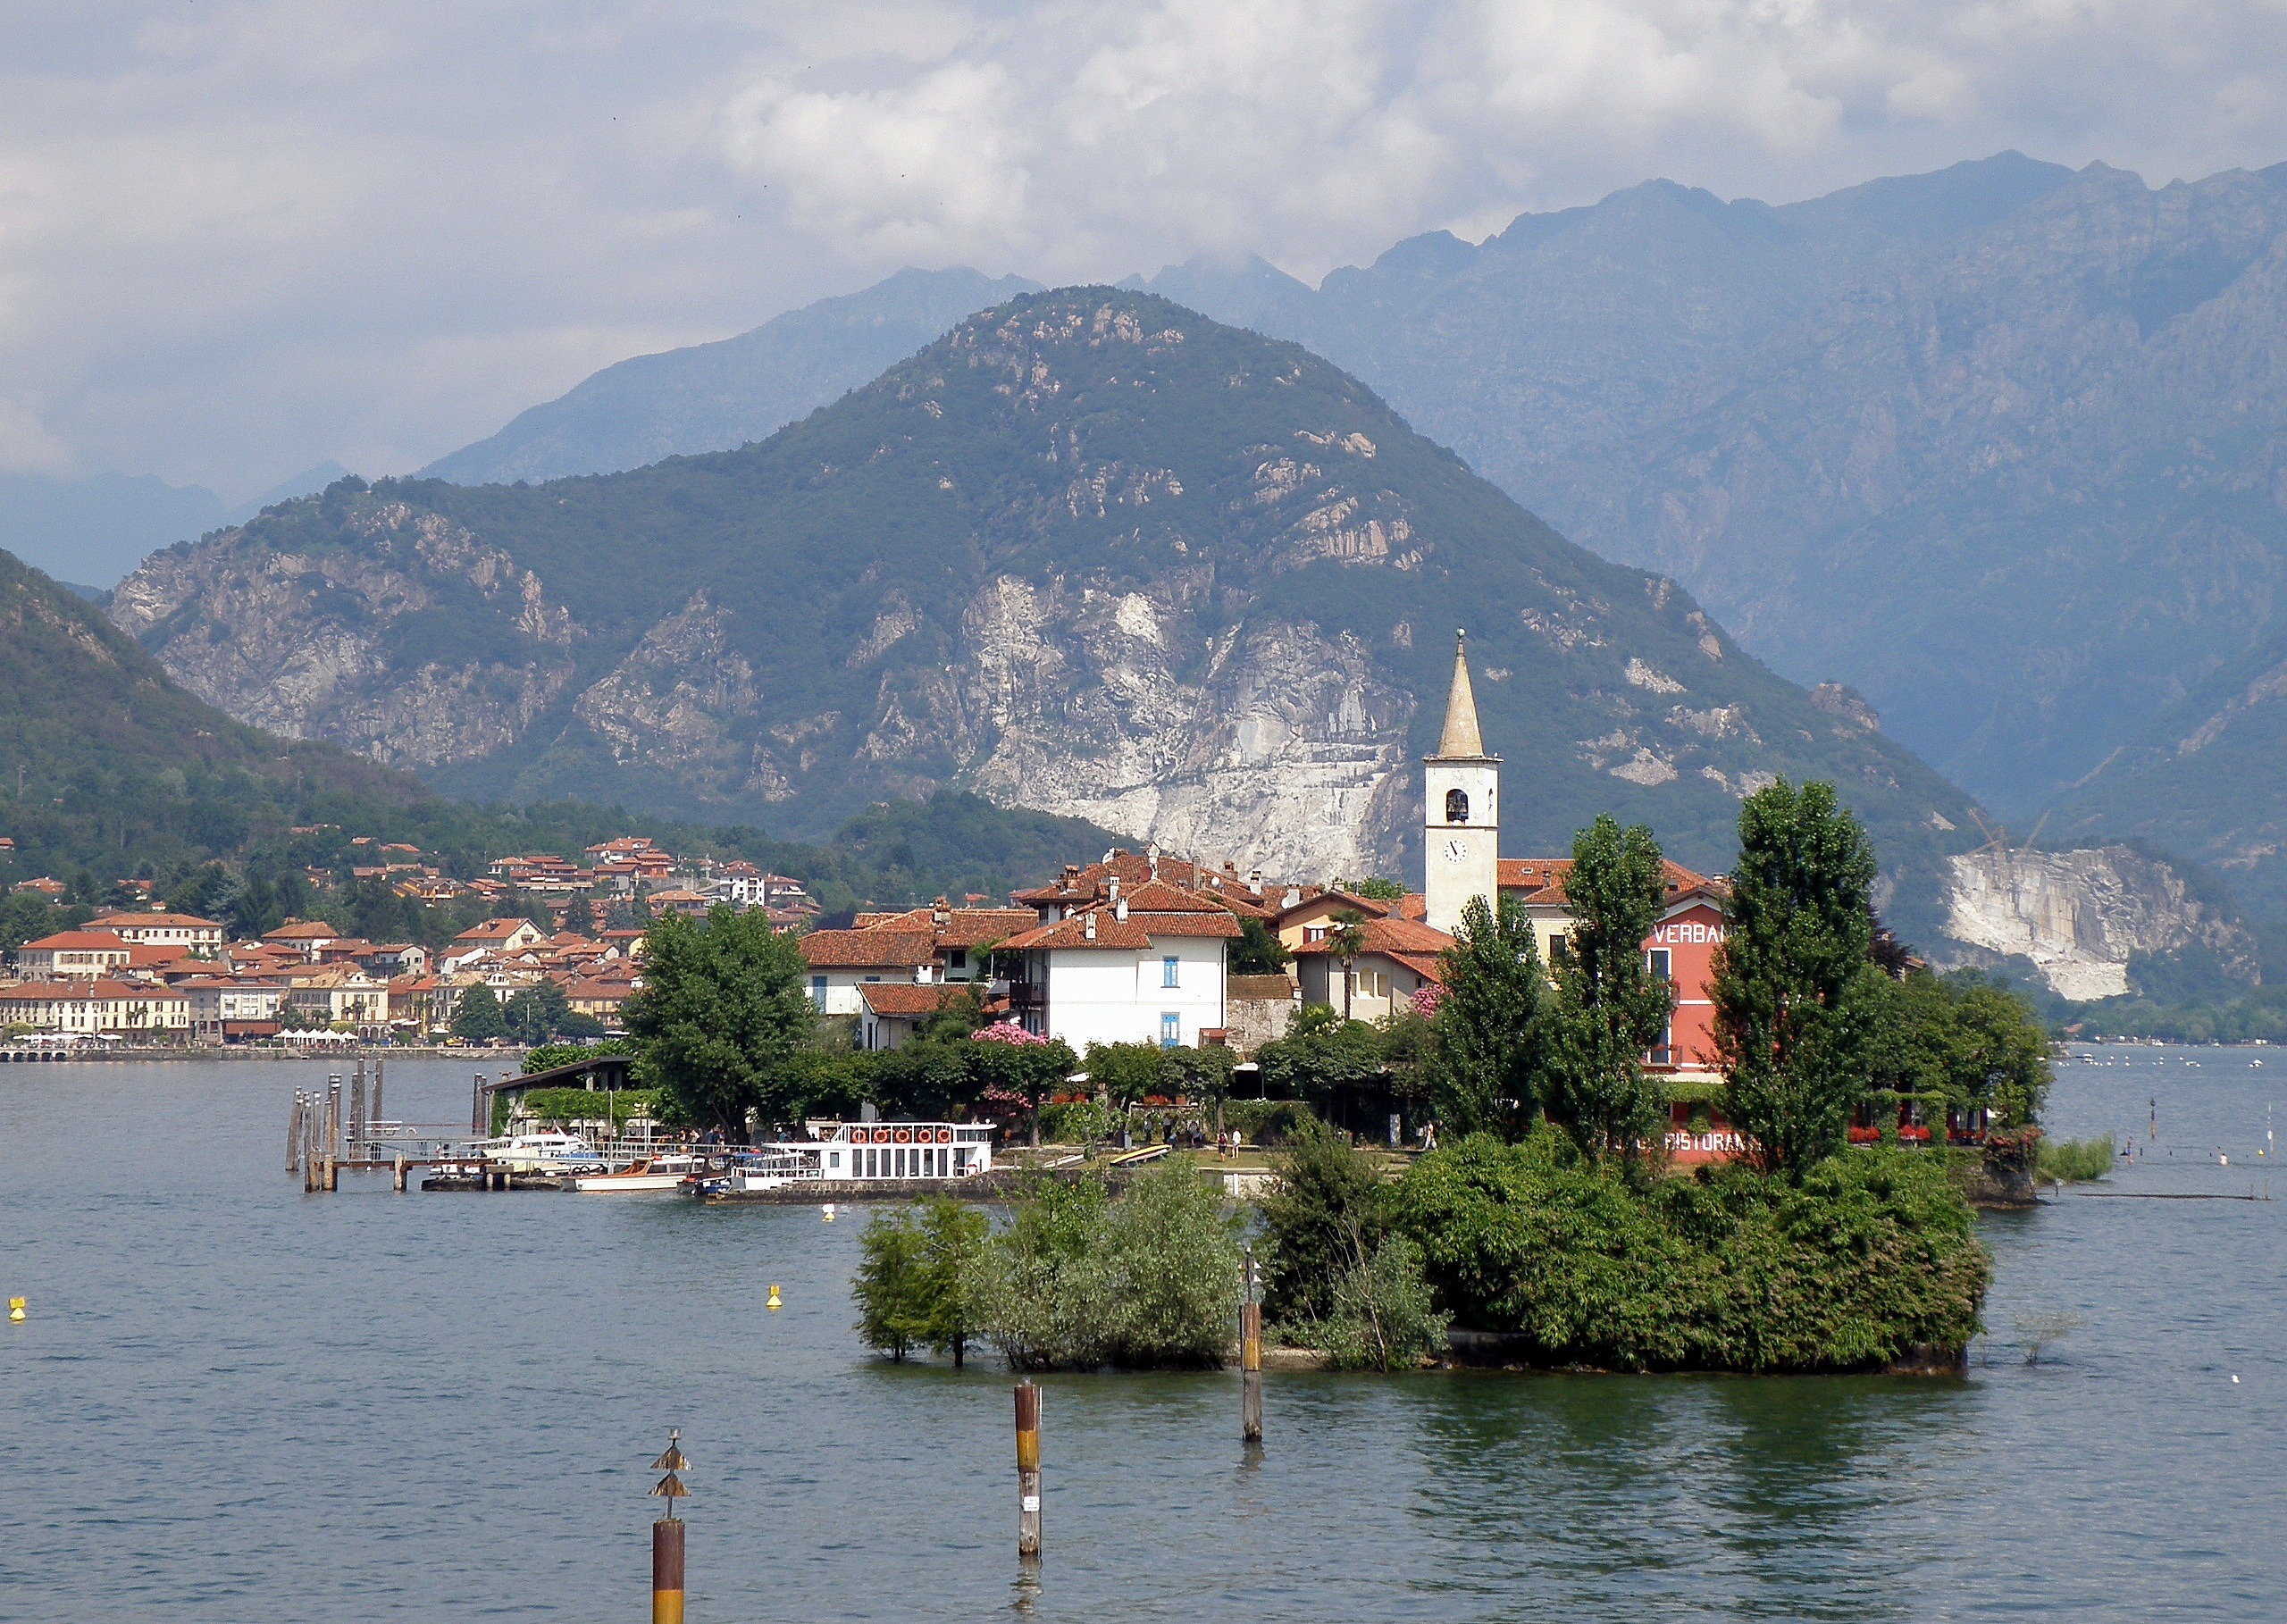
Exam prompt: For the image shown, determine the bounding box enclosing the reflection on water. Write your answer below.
[1,1050,2282,1620]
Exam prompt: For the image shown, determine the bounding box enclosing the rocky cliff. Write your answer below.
[114,290,1981,937]
[1942,845,2258,1000]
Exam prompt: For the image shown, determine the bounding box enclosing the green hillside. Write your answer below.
[118,289,1982,942]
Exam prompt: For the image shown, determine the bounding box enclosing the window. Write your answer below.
[810,975,827,1010]
[949,949,966,970]
[1160,1011,1180,1049]
[1646,949,1671,981]
[829,1151,841,1170]
[1162,956,1179,988]
[1445,788,1470,824]
[1353,968,1389,1000]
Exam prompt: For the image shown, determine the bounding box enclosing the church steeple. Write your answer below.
[1421,629,1500,934]
[1433,630,1493,760]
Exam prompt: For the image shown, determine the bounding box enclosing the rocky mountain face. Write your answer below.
[114,290,1981,942]
[1144,156,2287,825]
[419,268,1041,487]
[1942,844,2258,1000]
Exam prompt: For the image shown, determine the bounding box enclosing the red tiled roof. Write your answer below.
[1498,858,1722,904]
[858,984,966,1017]
[88,911,222,932]
[1293,914,1454,960]
[264,921,338,941]
[799,930,936,968]
[18,932,131,952]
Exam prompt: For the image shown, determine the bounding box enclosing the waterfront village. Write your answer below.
[0,645,1769,1159]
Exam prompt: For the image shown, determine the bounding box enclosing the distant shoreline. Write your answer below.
[0,1045,531,1064]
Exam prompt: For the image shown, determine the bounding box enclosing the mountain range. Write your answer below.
[110,289,1981,945]
[388,153,2287,925]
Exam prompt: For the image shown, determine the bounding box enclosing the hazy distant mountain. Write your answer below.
[114,290,1981,943]
[419,267,1042,485]
[0,472,229,588]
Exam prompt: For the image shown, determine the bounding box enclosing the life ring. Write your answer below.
[894,1127,911,1143]
[850,1127,868,1143]
[936,1127,952,1143]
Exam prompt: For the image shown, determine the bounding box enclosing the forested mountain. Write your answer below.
[115,289,1981,943]
[420,268,1040,487]
[0,544,1117,926]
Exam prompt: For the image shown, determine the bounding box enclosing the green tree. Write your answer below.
[1260,1119,1388,1327]
[1159,1043,1236,1130]
[504,981,572,1045]
[1084,1042,1164,1108]
[626,904,814,1134]
[1428,893,1546,1139]
[1255,1008,1386,1121]
[1229,916,1293,975]
[1339,877,1408,900]
[1541,815,1675,1163]
[451,984,506,1042]
[1710,780,1881,1176]
[853,1208,931,1360]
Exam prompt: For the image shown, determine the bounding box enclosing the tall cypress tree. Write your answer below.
[1541,814,1675,1163]
[1428,892,1546,1138]
[1710,780,1880,1176]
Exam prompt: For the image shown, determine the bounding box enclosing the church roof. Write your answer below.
[1430,632,1495,760]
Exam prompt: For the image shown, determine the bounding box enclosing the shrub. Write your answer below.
[963,1165,1242,1369]
[2038,1134,2116,1183]
[1038,1100,1119,1146]
[1391,1130,1990,1371]
[1325,1235,1450,1372]
[1219,1099,1319,1147]
[1260,1121,1387,1327]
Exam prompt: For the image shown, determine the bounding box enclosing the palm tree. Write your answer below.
[1328,910,1369,1021]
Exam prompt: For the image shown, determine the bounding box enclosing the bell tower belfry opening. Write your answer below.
[1423,630,1500,934]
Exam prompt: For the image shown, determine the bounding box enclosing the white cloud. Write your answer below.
[2,0,2284,492]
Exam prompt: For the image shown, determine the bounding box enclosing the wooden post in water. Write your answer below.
[302,1099,318,1193]
[392,1154,407,1193]
[323,1084,339,1192]
[370,1055,383,1128]
[287,1092,303,1175]
[1241,1245,1262,1445]
[1014,1381,1043,1561]
[471,1073,485,1136]
[350,1058,365,1160]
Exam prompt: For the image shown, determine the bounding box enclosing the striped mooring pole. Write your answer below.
[1014,1382,1043,1561]
[649,1429,691,1623]
[1242,1245,1263,1445]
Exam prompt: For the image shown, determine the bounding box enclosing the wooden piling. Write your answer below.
[287,1092,303,1175]
[1242,1247,1262,1444]
[392,1154,407,1193]
[651,1516,685,1624]
[1014,1381,1043,1561]
[370,1056,383,1127]
[302,1104,317,1193]
[350,1059,365,1160]
[471,1073,485,1136]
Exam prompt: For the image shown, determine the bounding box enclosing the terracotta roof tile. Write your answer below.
[799,930,936,968]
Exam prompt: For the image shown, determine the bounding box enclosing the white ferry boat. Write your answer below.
[783,1120,997,1182]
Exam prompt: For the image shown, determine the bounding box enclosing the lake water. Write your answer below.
[2,1047,2282,1621]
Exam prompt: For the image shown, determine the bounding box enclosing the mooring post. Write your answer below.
[649,1429,691,1624]
[371,1055,383,1128]
[303,1103,317,1193]
[1014,1381,1043,1561]
[392,1154,407,1193]
[471,1073,486,1136]
[1242,1245,1263,1445]
[287,1092,303,1175]
[350,1058,366,1161]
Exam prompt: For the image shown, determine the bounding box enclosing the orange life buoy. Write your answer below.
[850,1127,868,1144]
[894,1127,911,1143]
[936,1127,952,1143]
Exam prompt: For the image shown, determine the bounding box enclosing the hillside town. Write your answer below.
[0,646,1735,1115]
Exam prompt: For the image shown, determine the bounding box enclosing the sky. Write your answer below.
[4,0,2285,499]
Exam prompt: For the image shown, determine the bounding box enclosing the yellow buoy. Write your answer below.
[8,1296,24,1323]
[767,1284,782,1310]
[822,1202,836,1222]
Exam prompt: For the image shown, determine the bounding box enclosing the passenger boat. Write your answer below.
[571,1153,700,1193]
[794,1120,997,1182]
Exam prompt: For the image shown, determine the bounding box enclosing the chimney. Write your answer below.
[1083,912,1097,942]
[1249,868,1264,892]
[1108,875,1119,900]
[1115,899,1128,923]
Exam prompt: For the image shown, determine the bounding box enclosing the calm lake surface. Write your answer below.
[2,1048,2282,1621]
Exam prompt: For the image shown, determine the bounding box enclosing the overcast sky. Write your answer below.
[5,0,2285,498]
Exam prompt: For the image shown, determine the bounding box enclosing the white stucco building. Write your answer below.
[999,881,1240,1051]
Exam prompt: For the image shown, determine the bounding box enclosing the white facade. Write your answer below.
[808,963,934,1017]
[1031,935,1227,1052]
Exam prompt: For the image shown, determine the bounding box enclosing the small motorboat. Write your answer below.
[479,1130,607,1175]
[572,1154,700,1193]
[692,1148,817,1197]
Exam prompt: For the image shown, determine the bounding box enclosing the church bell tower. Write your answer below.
[1423,630,1500,934]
